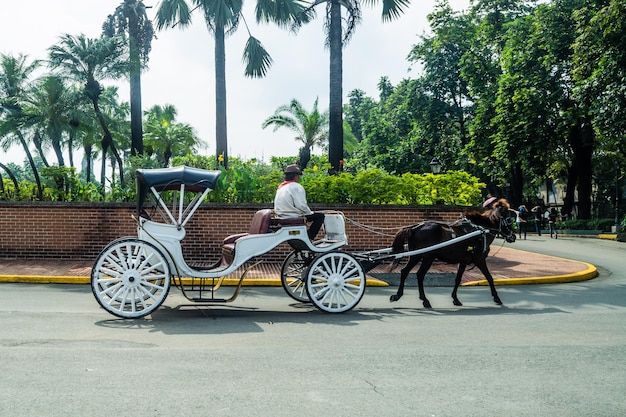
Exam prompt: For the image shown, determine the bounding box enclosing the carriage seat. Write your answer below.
[269,216,306,229]
[221,209,273,265]
[223,209,273,245]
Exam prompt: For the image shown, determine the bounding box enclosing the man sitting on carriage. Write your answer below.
[273,164,325,240]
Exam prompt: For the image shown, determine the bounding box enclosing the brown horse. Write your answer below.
[389,198,516,308]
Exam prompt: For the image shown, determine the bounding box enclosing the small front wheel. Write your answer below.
[91,239,171,318]
[280,250,314,303]
[305,252,366,313]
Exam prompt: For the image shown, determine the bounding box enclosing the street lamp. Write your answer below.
[429,157,442,174]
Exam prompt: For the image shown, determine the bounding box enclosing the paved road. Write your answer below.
[0,237,624,417]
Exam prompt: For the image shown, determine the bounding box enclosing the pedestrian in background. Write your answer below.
[517,205,529,240]
[548,208,559,239]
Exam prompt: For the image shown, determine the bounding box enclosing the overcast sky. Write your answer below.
[0,0,470,166]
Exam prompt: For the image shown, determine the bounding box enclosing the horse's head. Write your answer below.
[489,198,517,243]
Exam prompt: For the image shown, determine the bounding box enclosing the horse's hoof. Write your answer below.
[494,297,503,305]
[390,294,400,302]
[423,300,432,309]
[453,299,463,306]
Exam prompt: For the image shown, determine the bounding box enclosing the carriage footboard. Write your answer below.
[176,260,263,303]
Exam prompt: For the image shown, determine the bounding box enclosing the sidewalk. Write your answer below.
[0,246,597,286]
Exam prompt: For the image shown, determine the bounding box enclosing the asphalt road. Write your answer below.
[0,237,625,417]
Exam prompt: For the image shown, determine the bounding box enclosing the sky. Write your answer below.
[0,0,470,167]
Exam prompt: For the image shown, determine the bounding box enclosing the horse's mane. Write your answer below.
[464,198,511,224]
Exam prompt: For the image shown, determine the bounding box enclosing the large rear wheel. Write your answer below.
[280,250,315,303]
[305,252,366,313]
[91,239,171,318]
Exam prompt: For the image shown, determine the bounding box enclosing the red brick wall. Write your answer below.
[0,203,466,263]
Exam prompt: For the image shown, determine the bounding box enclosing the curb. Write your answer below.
[0,275,390,287]
[462,260,598,287]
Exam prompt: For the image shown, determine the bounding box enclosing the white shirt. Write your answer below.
[274,181,313,218]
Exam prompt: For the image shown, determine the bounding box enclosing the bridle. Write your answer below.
[497,209,517,243]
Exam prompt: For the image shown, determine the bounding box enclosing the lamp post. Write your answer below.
[429,157,443,205]
[429,157,442,174]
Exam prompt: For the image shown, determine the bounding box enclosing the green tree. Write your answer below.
[155,0,309,169]
[262,97,328,169]
[144,104,202,167]
[462,0,532,199]
[300,0,410,173]
[407,2,473,166]
[573,0,626,159]
[0,53,44,199]
[103,0,154,157]
[48,34,129,189]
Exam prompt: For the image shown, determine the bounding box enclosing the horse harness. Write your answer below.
[409,218,490,258]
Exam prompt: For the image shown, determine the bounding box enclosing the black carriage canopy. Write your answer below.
[135,166,221,213]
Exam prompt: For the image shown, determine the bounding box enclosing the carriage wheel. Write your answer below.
[305,252,366,313]
[91,239,171,319]
[280,250,315,303]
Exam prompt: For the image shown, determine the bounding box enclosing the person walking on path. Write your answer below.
[517,205,529,240]
[548,208,559,239]
[274,164,325,240]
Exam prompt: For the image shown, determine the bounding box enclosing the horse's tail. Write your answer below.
[391,227,410,254]
[387,227,412,272]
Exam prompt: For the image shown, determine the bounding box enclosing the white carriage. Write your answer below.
[90,166,367,318]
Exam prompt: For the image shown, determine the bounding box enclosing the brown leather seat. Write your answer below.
[221,209,274,265]
[270,216,306,227]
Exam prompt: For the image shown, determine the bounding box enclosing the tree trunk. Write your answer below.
[0,162,19,191]
[83,143,93,184]
[128,8,144,156]
[18,132,43,200]
[562,164,577,218]
[52,137,65,167]
[510,161,524,208]
[328,0,343,174]
[32,131,50,167]
[92,97,124,187]
[215,25,228,169]
[568,121,594,219]
[299,146,311,169]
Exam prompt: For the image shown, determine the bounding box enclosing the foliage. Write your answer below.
[558,218,615,232]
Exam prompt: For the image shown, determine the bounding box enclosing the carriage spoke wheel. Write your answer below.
[305,252,366,313]
[281,250,315,303]
[91,239,171,319]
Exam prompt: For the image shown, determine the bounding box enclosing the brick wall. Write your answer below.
[0,202,467,263]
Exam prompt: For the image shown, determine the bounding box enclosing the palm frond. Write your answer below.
[242,36,273,78]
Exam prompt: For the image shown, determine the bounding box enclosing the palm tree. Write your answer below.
[22,75,75,167]
[98,86,132,183]
[262,97,328,169]
[48,34,129,188]
[143,104,202,167]
[103,0,154,157]
[0,53,44,199]
[155,0,311,169]
[300,0,410,172]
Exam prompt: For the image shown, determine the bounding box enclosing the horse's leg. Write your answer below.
[390,256,420,302]
[476,260,502,305]
[451,264,467,306]
[416,258,434,309]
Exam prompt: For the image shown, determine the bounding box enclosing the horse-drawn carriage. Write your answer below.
[90,166,516,318]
